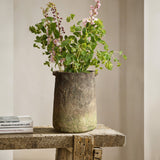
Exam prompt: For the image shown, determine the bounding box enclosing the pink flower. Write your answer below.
[50,54,54,62]
[52,50,56,56]
[90,5,94,10]
[93,17,98,21]
[83,0,101,26]
[94,10,98,16]
[97,2,101,8]
[60,58,65,63]
[47,37,51,45]
[91,21,95,25]
[82,18,89,26]
[53,39,60,46]
[89,10,93,16]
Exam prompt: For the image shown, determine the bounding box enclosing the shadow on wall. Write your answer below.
[119,0,144,160]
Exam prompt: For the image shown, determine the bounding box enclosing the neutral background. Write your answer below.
[145,0,160,159]
[0,0,152,159]
[0,0,14,160]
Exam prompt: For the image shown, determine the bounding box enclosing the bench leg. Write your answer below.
[73,135,94,160]
[55,136,102,160]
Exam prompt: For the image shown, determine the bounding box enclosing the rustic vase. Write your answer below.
[53,71,97,133]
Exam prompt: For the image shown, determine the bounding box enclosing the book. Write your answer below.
[0,116,19,123]
[0,127,33,134]
[0,116,33,128]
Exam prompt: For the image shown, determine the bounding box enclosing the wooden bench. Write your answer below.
[0,124,126,160]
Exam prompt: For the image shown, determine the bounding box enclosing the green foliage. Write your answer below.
[66,14,75,22]
[29,1,127,73]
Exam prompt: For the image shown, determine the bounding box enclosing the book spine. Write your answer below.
[0,122,33,128]
[0,128,33,134]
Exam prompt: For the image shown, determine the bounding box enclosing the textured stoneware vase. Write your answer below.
[53,71,97,133]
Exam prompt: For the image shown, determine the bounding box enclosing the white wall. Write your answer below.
[0,0,14,159]
[145,0,160,159]
[13,1,55,159]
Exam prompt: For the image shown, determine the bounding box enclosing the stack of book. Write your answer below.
[0,116,33,134]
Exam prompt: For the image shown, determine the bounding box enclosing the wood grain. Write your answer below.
[93,148,102,160]
[73,135,94,160]
[0,124,125,150]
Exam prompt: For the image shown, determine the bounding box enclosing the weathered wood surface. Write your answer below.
[0,124,125,150]
[56,136,100,160]
[73,135,94,160]
[93,148,102,160]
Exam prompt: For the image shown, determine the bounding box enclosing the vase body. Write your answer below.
[53,71,97,133]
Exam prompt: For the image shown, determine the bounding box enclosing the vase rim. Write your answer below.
[53,70,95,76]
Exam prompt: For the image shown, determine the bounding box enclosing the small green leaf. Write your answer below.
[47,17,54,21]
[29,26,41,34]
[78,39,85,44]
[54,29,60,38]
[41,18,46,23]
[47,41,54,51]
[82,28,87,35]
[65,54,72,64]
[29,26,35,32]
[75,26,82,32]
[50,23,56,31]
[61,39,71,47]
[66,17,71,22]
[71,47,76,52]
[44,61,50,67]
[98,39,105,45]
[119,51,123,55]
[70,43,77,48]
[70,14,75,20]
[123,55,127,60]
[81,43,87,49]
[70,25,75,32]
[104,44,109,50]
[33,43,40,49]
[65,35,68,39]
[117,62,121,67]
[114,58,118,62]
[73,32,81,37]
[105,61,113,70]
[77,20,82,25]
[95,69,98,75]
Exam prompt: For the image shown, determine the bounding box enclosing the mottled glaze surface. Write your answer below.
[53,71,97,133]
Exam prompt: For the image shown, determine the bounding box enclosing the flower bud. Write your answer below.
[89,10,93,16]
[90,5,94,10]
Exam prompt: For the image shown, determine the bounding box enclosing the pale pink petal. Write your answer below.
[82,18,88,26]
[97,2,101,9]
[53,39,60,46]
[50,54,54,62]
[52,50,56,56]
[60,58,65,63]
[90,5,94,10]
[89,10,93,16]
